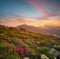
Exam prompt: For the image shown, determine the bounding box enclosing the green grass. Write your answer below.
[0,25,60,59]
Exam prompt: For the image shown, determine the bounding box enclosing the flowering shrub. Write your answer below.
[25,48,31,53]
[4,41,10,44]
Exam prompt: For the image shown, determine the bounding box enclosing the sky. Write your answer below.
[0,0,60,27]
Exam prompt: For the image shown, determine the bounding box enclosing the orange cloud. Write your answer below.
[0,16,60,27]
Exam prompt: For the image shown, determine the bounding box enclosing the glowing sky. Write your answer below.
[0,0,60,27]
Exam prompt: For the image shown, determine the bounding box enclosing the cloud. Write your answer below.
[27,0,60,17]
[0,17,38,27]
[0,16,60,27]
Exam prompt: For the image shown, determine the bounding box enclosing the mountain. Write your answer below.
[0,25,60,59]
[17,24,60,38]
[17,24,42,32]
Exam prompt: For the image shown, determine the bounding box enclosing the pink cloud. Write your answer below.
[27,0,59,17]
[36,17,48,20]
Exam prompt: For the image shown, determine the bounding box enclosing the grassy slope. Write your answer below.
[0,25,60,59]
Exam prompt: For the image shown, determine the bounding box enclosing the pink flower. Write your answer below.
[25,48,31,53]
[4,41,10,44]
[14,46,24,52]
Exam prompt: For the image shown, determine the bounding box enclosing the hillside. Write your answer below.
[0,25,60,59]
[17,24,60,37]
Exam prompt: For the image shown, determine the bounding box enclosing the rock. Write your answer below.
[41,54,49,59]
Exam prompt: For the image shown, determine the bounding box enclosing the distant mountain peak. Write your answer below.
[21,24,27,26]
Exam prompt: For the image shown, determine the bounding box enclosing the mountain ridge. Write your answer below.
[17,24,60,38]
